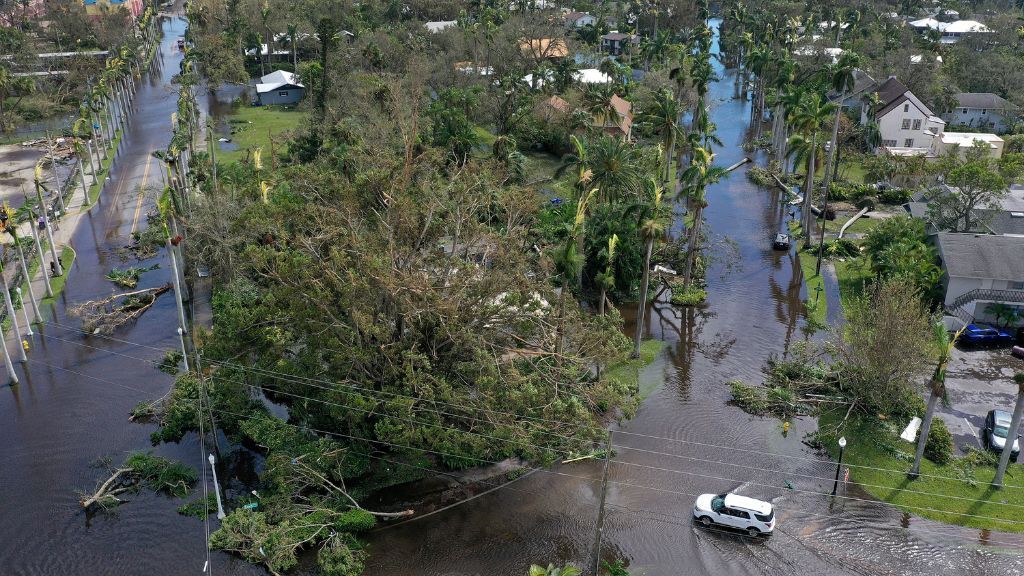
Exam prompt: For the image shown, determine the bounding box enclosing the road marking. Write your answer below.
[965,417,983,448]
[130,156,153,235]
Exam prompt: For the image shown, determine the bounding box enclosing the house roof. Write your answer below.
[938,131,1003,149]
[256,70,304,93]
[954,93,1018,111]
[979,210,1024,236]
[564,11,591,22]
[424,21,457,33]
[909,18,942,30]
[610,94,632,134]
[520,38,569,59]
[601,32,633,41]
[943,20,991,34]
[936,233,1024,281]
[541,95,570,113]
[575,68,611,84]
[873,77,936,118]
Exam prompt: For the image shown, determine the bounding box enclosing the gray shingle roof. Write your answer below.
[936,233,1024,280]
[954,93,1018,111]
[980,210,1024,236]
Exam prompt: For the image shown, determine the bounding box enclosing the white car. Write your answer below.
[693,493,775,536]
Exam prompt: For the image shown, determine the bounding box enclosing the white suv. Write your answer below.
[693,493,775,536]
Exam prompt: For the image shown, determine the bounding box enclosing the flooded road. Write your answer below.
[359,21,1024,576]
[0,13,261,576]
[1,13,1023,576]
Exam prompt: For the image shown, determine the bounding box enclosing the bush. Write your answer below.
[878,187,911,205]
[671,286,707,306]
[822,238,860,259]
[924,418,954,465]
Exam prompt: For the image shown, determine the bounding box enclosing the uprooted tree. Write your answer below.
[70,283,171,334]
[80,453,196,510]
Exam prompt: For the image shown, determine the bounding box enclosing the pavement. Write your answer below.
[936,344,1024,454]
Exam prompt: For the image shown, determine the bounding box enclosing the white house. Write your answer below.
[942,93,1019,133]
[424,20,457,33]
[932,131,1004,160]
[863,77,945,154]
[940,20,992,43]
[936,233,1024,324]
[564,11,596,28]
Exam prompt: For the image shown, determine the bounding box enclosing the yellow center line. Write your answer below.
[130,156,153,235]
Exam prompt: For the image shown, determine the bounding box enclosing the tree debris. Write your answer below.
[70,283,172,334]
[80,453,196,509]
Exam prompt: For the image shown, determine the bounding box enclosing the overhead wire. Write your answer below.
[35,322,1024,491]
[22,355,1024,549]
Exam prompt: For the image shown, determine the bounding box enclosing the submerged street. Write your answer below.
[0,12,1022,576]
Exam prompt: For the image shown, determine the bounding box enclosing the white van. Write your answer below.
[693,493,775,536]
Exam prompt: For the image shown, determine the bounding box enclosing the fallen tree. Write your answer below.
[70,283,171,334]
[81,453,196,509]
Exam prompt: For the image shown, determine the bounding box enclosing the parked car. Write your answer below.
[693,493,775,536]
[984,409,1020,460]
[772,233,791,250]
[960,324,1015,347]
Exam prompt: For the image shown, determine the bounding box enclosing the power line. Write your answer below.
[36,321,1024,489]
[22,356,1023,548]
[207,405,1024,529]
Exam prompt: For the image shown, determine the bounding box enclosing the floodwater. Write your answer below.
[1,14,1023,576]
[358,20,1024,576]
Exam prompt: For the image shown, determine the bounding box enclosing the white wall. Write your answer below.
[944,108,1011,133]
[945,275,982,306]
[878,102,935,149]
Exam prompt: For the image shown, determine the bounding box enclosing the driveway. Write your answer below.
[936,345,1024,453]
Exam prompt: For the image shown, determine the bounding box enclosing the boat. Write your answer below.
[772,233,791,250]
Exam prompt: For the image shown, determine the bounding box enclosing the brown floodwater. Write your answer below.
[1,15,1022,576]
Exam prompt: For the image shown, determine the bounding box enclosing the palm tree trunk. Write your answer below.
[822,91,845,195]
[84,142,97,183]
[803,135,817,242]
[632,238,654,358]
[910,382,940,477]
[683,205,704,288]
[994,385,1024,487]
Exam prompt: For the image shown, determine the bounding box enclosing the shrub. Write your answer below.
[746,166,774,188]
[823,238,860,259]
[878,187,911,205]
[671,286,707,306]
[924,418,954,465]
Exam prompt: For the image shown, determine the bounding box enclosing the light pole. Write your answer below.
[832,436,847,496]
[177,327,189,373]
[15,288,33,336]
[208,453,226,520]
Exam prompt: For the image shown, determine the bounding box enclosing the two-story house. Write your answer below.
[600,32,638,56]
[862,77,945,154]
[942,93,1018,133]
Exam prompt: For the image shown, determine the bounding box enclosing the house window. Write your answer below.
[982,109,987,114]
[912,119,922,130]
[882,139,897,147]
[961,108,967,114]
[278,91,289,96]
[904,138,915,147]
[904,103,910,113]
[902,119,912,130]
[1010,281,1024,290]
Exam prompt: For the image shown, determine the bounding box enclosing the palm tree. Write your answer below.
[633,179,667,358]
[788,92,835,242]
[643,88,682,183]
[820,51,860,196]
[583,83,616,131]
[596,234,619,315]
[552,191,595,354]
[910,323,963,478]
[587,136,644,203]
[529,565,581,576]
[287,23,299,70]
[994,372,1024,488]
[72,117,98,184]
[680,148,728,289]
[555,135,591,197]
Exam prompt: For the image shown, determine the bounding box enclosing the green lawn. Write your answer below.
[837,159,868,185]
[87,129,123,206]
[40,246,76,307]
[823,213,880,236]
[819,409,1024,533]
[796,247,827,326]
[217,106,305,164]
[833,257,871,310]
[606,340,667,401]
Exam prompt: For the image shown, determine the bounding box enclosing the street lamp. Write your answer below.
[832,436,847,496]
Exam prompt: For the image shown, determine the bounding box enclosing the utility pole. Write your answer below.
[208,454,226,519]
[15,288,33,336]
[21,186,52,298]
[34,182,64,277]
[0,260,26,363]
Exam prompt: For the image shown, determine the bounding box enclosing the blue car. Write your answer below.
[960,324,1015,347]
